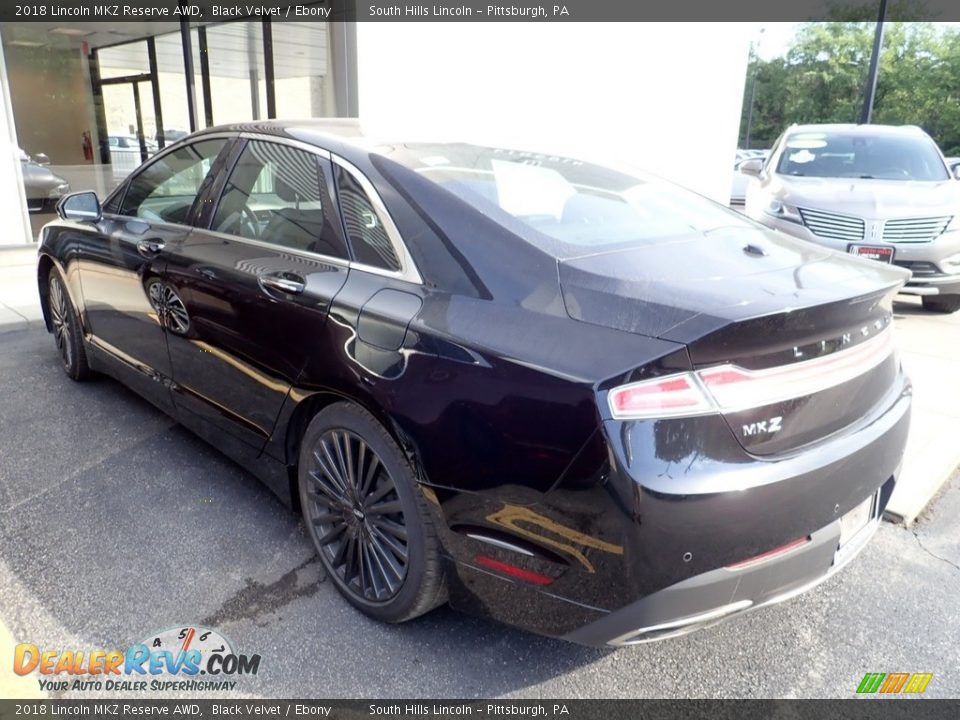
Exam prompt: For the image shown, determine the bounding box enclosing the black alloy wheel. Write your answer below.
[308,427,408,601]
[48,271,91,381]
[298,403,446,622]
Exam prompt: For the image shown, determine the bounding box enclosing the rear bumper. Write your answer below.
[438,367,911,643]
[562,478,892,646]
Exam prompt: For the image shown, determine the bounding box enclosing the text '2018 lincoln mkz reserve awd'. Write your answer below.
[38,122,911,645]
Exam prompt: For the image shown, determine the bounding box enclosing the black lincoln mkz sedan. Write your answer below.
[38,122,911,646]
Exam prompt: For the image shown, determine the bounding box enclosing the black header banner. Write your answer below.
[0,701,959,720]
[4,0,960,23]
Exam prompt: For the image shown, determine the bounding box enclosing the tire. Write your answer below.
[298,402,447,623]
[47,270,92,381]
[922,294,960,313]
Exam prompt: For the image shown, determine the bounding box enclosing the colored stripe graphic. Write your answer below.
[857,673,886,693]
[857,672,933,694]
[903,673,933,694]
[880,673,909,693]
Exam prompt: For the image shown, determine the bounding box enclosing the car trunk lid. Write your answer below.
[559,227,909,455]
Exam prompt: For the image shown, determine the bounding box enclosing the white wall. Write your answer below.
[356,23,752,204]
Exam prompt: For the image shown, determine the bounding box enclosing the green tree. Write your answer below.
[739,21,960,155]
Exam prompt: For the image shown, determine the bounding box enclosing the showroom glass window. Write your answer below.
[212,140,348,259]
[119,139,228,223]
[335,169,401,271]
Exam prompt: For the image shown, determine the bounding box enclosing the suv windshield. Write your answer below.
[394,143,748,257]
[776,131,948,181]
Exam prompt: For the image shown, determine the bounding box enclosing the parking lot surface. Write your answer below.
[1,311,958,699]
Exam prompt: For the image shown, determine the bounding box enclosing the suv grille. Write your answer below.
[882,216,952,243]
[798,208,865,242]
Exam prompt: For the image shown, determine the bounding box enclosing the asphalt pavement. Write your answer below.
[0,326,959,699]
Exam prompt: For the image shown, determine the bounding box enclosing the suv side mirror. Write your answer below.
[739,158,765,178]
[57,191,101,222]
[950,162,960,180]
[33,153,51,166]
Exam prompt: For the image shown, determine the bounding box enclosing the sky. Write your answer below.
[752,23,801,60]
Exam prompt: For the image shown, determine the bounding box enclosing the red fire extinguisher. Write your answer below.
[82,131,93,162]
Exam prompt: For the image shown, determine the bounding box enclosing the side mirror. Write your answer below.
[57,191,101,222]
[950,162,960,180]
[33,153,51,166]
[739,158,765,178]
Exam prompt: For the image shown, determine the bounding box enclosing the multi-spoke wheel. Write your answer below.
[47,271,91,381]
[298,403,447,623]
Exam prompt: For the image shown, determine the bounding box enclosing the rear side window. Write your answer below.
[120,139,227,224]
[335,167,401,272]
[212,140,348,259]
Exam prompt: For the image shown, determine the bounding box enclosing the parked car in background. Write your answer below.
[108,135,158,179]
[736,149,767,161]
[19,147,70,214]
[39,122,911,645]
[108,134,159,152]
[158,129,189,144]
[744,124,960,313]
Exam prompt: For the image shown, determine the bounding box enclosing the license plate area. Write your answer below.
[835,492,879,566]
[848,244,895,263]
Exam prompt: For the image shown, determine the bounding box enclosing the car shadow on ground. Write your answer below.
[893,298,930,318]
[0,329,608,698]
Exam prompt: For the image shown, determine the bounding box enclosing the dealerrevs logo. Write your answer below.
[13,626,261,693]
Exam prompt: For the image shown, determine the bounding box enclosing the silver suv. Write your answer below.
[742,123,960,313]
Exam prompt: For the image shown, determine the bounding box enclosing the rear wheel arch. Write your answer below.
[37,254,56,332]
[283,390,428,511]
[297,400,448,622]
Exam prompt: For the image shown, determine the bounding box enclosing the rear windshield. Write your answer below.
[391,144,750,258]
[776,131,948,181]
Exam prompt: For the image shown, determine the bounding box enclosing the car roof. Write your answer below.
[188,119,386,165]
[785,123,930,137]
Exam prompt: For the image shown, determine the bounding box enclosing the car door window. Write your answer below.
[211,140,348,259]
[335,167,401,272]
[120,138,227,225]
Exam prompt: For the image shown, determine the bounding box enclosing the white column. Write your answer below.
[0,37,31,246]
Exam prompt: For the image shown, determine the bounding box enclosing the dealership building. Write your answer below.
[0,15,752,246]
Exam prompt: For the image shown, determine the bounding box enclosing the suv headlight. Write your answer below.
[48,183,69,198]
[763,200,803,225]
[943,215,960,234]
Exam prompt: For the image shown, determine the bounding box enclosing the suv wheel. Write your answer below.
[922,294,960,313]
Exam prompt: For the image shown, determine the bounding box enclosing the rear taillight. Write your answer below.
[608,374,715,420]
[699,327,894,412]
[607,326,895,420]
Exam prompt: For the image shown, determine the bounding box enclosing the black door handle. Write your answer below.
[258,271,306,295]
[137,239,165,256]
